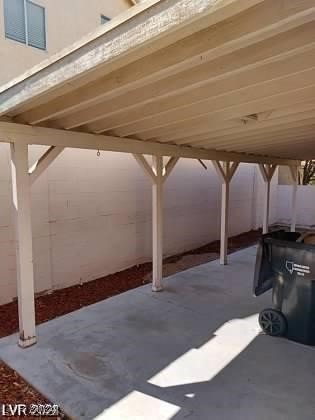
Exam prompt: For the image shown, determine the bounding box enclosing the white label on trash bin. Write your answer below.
[285,261,310,276]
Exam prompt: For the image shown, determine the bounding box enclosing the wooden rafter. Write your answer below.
[98,66,315,137]
[49,45,315,132]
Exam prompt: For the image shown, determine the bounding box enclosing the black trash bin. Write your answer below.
[254,230,315,345]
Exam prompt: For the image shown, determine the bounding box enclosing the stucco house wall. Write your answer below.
[0,0,131,84]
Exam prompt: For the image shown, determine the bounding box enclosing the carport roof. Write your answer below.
[0,0,314,164]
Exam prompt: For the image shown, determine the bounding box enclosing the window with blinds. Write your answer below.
[26,1,46,49]
[3,0,46,50]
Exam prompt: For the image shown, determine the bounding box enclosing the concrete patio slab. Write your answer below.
[1,246,315,420]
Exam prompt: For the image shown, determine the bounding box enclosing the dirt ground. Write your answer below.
[0,228,261,418]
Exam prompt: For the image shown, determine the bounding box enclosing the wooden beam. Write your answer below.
[212,160,228,183]
[233,138,315,160]
[103,67,315,136]
[193,121,315,150]
[241,139,315,157]
[158,120,244,144]
[163,157,179,182]
[140,82,315,141]
[228,161,239,180]
[268,164,277,180]
[229,130,315,153]
[175,103,315,145]
[134,154,179,183]
[57,45,315,131]
[132,154,156,183]
[184,108,315,147]
[206,117,315,146]
[0,122,298,166]
[10,143,36,348]
[258,163,276,182]
[29,146,64,185]
[196,135,315,160]
[198,159,207,170]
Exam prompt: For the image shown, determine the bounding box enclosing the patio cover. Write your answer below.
[0,0,314,347]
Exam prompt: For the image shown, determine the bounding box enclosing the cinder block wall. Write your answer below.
[0,144,263,304]
[277,185,315,228]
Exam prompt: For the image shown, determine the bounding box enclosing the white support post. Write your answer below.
[10,142,36,348]
[289,166,299,232]
[133,154,179,291]
[152,156,163,291]
[264,180,271,235]
[220,166,229,265]
[258,164,277,234]
[212,161,239,265]
[291,182,297,233]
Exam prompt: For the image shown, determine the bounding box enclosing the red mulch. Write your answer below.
[0,361,68,419]
[184,228,261,255]
[0,262,153,340]
[0,228,261,418]
[0,228,261,339]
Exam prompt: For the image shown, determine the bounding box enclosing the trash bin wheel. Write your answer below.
[259,308,287,337]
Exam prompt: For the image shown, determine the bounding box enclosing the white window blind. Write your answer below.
[26,1,46,50]
[4,0,26,44]
[3,0,46,50]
